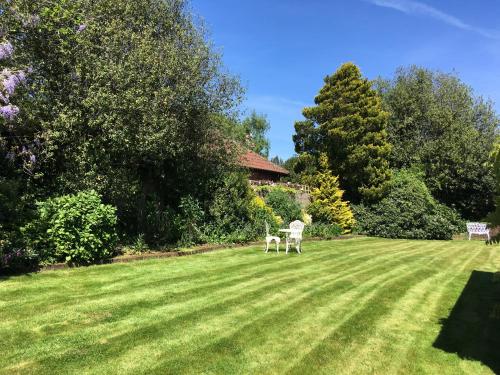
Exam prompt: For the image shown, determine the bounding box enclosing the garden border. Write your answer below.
[41,235,358,271]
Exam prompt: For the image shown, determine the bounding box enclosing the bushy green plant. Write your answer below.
[254,185,298,196]
[125,234,149,254]
[23,191,118,265]
[307,154,355,232]
[205,172,280,243]
[264,188,302,225]
[487,140,500,227]
[245,196,281,239]
[208,172,254,236]
[0,178,37,271]
[142,196,177,246]
[304,223,342,239]
[377,66,498,219]
[2,0,241,247]
[353,170,464,240]
[175,196,205,247]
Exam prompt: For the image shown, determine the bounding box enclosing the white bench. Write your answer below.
[466,222,490,241]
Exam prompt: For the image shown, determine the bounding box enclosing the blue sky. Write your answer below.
[190,0,500,159]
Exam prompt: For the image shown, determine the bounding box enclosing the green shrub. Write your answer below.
[208,172,253,237]
[254,185,297,196]
[304,223,342,239]
[245,195,281,239]
[143,196,176,246]
[265,188,302,225]
[23,191,118,265]
[126,234,149,254]
[205,172,280,243]
[0,178,36,271]
[353,170,464,240]
[174,196,205,247]
[307,154,355,232]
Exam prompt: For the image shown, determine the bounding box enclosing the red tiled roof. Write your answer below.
[239,150,289,175]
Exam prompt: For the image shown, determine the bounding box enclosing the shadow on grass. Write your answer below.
[433,270,500,374]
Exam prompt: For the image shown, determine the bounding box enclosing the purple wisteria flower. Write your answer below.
[76,24,87,33]
[1,69,26,96]
[0,104,19,120]
[29,154,36,163]
[0,41,13,60]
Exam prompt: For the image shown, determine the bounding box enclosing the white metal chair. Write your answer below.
[265,221,280,253]
[286,220,305,254]
[466,222,490,241]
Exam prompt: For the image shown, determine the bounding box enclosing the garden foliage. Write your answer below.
[303,223,342,239]
[307,154,355,232]
[376,66,498,219]
[204,172,281,243]
[22,191,118,265]
[294,62,392,203]
[487,140,500,227]
[264,188,302,225]
[0,0,241,243]
[353,170,464,240]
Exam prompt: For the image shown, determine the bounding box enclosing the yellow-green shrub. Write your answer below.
[307,154,355,232]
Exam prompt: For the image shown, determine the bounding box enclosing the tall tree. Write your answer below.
[218,111,271,157]
[294,62,392,203]
[487,139,500,227]
[1,0,242,235]
[377,66,499,219]
[241,111,271,157]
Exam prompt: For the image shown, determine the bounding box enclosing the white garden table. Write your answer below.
[279,228,292,237]
[279,228,298,254]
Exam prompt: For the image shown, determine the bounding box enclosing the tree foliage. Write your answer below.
[308,154,355,231]
[488,140,500,226]
[1,0,242,237]
[376,66,498,219]
[240,111,271,157]
[294,63,392,203]
[353,169,464,240]
[264,188,302,225]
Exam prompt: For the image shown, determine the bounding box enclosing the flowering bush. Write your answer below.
[0,41,13,60]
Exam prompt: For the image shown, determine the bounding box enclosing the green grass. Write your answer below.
[1,237,499,374]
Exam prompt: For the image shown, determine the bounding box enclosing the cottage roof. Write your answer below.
[239,150,289,175]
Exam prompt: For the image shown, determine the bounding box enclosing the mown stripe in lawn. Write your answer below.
[0,238,383,314]
[97,242,453,374]
[283,242,475,375]
[315,242,484,374]
[398,243,495,375]
[0,239,413,335]
[143,241,459,374]
[3,241,440,373]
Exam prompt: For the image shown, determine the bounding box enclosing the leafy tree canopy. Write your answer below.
[0,0,242,235]
[294,62,392,203]
[241,111,271,157]
[376,66,499,219]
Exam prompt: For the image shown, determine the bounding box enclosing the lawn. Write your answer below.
[1,237,499,374]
